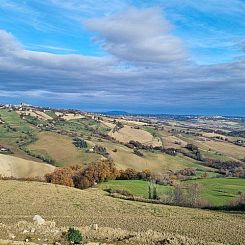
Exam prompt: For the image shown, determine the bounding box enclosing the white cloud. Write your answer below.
[0,3,244,114]
[86,7,186,64]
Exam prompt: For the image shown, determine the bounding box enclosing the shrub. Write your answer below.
[164,148,177,156]
[229,192,245,209]
[133,148,144,157]
[117,168,138,180]
[104,188,133,197]
[45,168,74,187]
[186,144,198,152]
[67,227,83,244]
[148,180,159,200]
[167,183,205,207]
[72,160,118,189]
[73,138,88,148]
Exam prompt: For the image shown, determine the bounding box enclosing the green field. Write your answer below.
[200,149,231,161]
[185,177,245,206]
[98,178,245,206]
[0,109,38,159]
[44,110,57,118]
[0,109,34,133]
[98,179,171,198]
[143,126,161,137]
[54,118,109,135]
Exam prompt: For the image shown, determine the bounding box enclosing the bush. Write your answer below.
[45,168,74,187]
[229,192,245,209]
[73,138,88,148]
[133,148,144,157]
[73,160,118,189]
[167,183,207,208]
[67,227,83,244]
[104,188,133,197]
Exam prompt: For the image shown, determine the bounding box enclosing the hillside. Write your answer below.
[0,180,244,244]
[0,154,55,178]
[0,104,244,179]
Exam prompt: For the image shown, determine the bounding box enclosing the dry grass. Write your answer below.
[100,120,115,129]
[16,110,52,121]
[89,138,200,172]
[0,180,244,244]
[116,118,148,126]
[202,140,245,159]
[0,154,54,178]
[179,135,245,161]
[161,135,187,148]
[109,125,161,146]
[28,132,84,166]
[63,113,85,120]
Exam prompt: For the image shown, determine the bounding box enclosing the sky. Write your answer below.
[0,0,244,116]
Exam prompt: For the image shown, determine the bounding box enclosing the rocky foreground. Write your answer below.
[0,216,223,245]
[0,181,244,245]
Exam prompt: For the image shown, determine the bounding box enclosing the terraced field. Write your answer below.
[0,180,244,244]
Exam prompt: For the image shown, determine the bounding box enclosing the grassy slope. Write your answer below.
[98,179,172,198]
[185,177,245,206]
[179,135,244,161]
[98,178,245,206]
[90,138,206,172]
[0,109,33,132]
[0,109,230,171]
[0,154,55,178]
[109,125,162,146]
[0,180,244,244]
[0,109,41,161]
[28,131,100,166]
[55,118,109,135]
[44,110,57,119]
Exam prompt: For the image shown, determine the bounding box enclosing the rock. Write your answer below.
[23,229,28,234]
[33,215,45,225]
[91,223,98,231]
[30,228,35,233]
[8,233,15,239]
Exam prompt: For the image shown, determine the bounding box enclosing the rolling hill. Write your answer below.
[0,180,244,244]
[0,154,55,178]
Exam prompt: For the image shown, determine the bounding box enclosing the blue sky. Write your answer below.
[0,0,244,115]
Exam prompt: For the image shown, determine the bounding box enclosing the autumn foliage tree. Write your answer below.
[45,159,118,189]
[45,168,74,187]
[73,159,118,189]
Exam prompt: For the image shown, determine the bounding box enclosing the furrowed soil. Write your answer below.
[0,180,244,245]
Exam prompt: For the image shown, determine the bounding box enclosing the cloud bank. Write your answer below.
[0,6,244,115]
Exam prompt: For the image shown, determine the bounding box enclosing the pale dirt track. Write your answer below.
[0,181,244,244]
[0,154,55,178]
